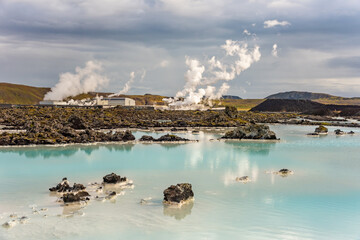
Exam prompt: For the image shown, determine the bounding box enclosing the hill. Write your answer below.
[0,82,167,105]
[250,99,360,116]
[0,83,50,105]
[222,95,242,100]
[266,91,339,100]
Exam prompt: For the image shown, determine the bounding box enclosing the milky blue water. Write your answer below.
[0,125,360,240]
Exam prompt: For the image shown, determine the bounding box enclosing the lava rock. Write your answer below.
[139,135,155,141]
[155,134,190,142]
[334,129,345,135]
[222,124,277,140]
[68,115,88,129]
[314,125,328,134]
[49,178,86,193]
[103,173,127,184]
[163,183,194,204]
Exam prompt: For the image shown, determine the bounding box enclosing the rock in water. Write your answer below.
[334,129,345,135]
[63,192,90,203]
[155,134,190,142]
[163,183,194,205]
[103,173,127,184]
[235,176,251,183]
[314,125,328,134]
[277,169,294,176]
[49,178,86,193]
[139,135,155,141]
[221,124,277,140]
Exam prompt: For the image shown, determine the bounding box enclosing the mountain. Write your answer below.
[250,99,360,116]
[0,83,50,105]
[0,82,167,105]
[265,91,339,100]
[222,95,242,100]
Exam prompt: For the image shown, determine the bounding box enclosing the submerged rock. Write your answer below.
[62,192,90,203]
[222,124,277,140]
[277,169,294,176]
[105,191,117,200]
[235,176,251,183]
[163,183,194,205]
[103,173,127,184]
[334,129,345,135]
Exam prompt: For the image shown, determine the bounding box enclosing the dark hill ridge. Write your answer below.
[251,99,360,116]
[222,95,242,100]
[266,91,339,100]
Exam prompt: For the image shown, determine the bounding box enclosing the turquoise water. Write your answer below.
[0,125,360,240]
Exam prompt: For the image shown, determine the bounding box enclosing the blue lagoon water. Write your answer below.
[0,125,360,239]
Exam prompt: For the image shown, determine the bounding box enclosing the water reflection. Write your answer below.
[0,144,135,158]
[224,142,276,156]
[163,201,194,220]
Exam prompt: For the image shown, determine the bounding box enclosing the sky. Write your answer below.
[0,0,360,98]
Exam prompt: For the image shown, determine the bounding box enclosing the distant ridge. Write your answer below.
[0,82,50,105]
[266,91,338,100]
[222,95,242,100]
[250,99,360,116]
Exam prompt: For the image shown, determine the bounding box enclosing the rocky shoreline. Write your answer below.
[0,106,359,146]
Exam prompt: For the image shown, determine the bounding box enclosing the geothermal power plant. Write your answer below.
[39,97,136,107]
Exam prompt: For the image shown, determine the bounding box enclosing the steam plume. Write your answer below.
[108,71,135,97]
[44,61,109,100]
[165,39,261,109]
[272,44,278,57]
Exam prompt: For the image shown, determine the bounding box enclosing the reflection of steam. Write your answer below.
[44,61,109,101]
[164,39,261,109]
[163,200,194,220]
[223,156,259,186]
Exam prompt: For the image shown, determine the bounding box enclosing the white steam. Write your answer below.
[164,39,261,109]
[44,61,109,101]
[272,44,278,57]
[108,71,135,97]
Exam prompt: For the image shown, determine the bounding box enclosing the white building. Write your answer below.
[102,97,136,106]
[39,100,67,106]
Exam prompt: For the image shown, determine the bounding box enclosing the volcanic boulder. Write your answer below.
[103,173,127,184]
[62,192,90,203]
[163,183,194,204]
[221,124,277,140]
[139,135,155,141]
[156,134,190,142]
[314,125,328,134]
[49,178,86,193]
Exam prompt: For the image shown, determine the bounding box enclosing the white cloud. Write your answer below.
[264,19,291,28]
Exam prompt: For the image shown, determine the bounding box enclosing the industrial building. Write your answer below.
[39,100,68,106]
[39,97,136,107]
[101,97,136,106]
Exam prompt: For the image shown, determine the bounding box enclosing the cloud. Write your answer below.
[264,19,291,28]
[327,56,360,69]
[272,44,278,57]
